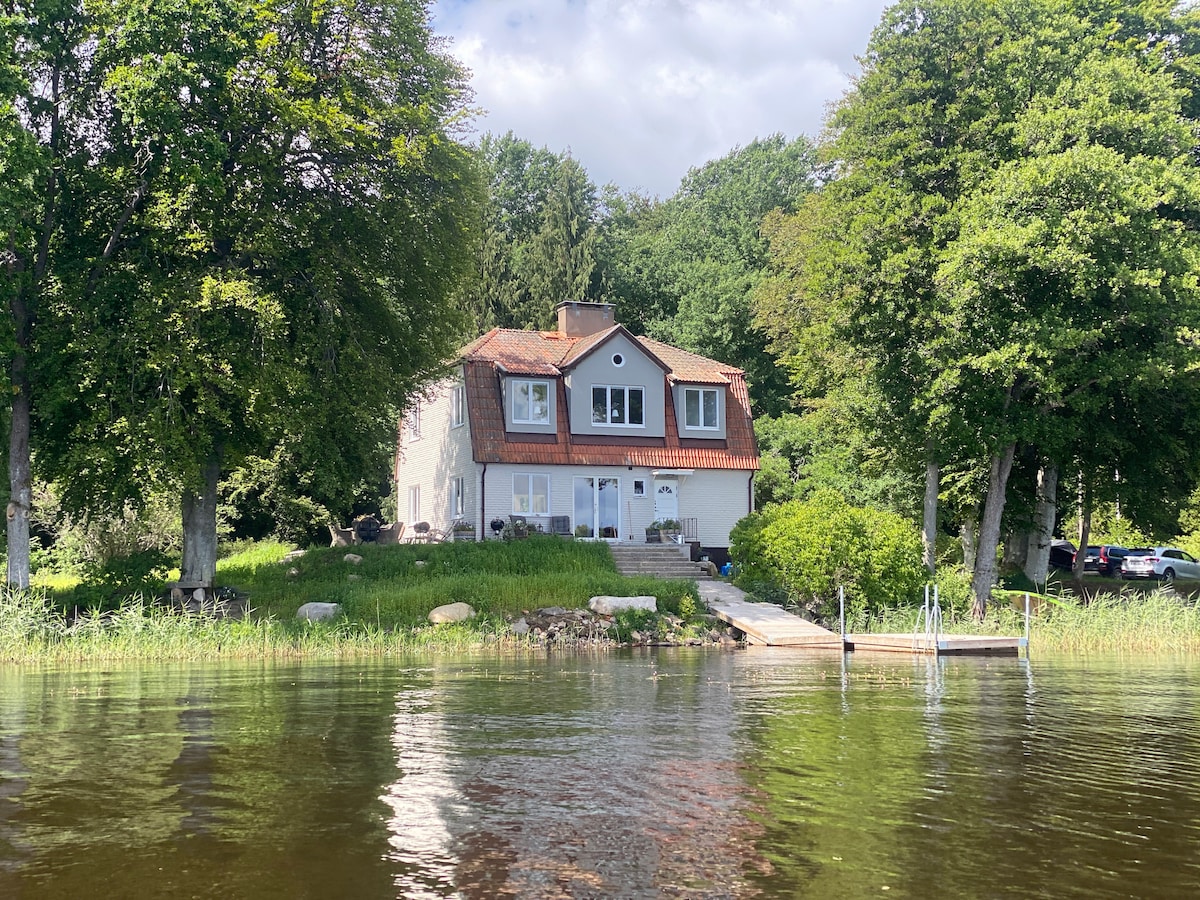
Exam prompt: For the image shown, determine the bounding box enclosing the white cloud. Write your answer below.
[431,0,890,197]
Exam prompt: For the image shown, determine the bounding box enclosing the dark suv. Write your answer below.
[1074,545,1135,577]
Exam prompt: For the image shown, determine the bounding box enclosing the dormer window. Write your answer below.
[592,385,644,426]
[684,387,719,430]
[513,379,551,425]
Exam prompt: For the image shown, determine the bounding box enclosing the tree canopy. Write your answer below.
[756,0,1200,614]
[3,0,478,585]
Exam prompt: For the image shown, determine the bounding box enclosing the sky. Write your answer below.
[429,0,892,198]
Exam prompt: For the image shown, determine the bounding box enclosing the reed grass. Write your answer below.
[5,537,698,662]
[869,588,1200,654]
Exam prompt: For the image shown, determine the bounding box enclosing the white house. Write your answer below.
[394,301,759,560]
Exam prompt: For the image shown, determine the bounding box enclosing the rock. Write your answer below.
[282,550,306,562]
[192,588,206,604]
[297,602,341,622]
[170,587,185,603]
[700,560,718,577]
[414,560,427,569]
[511,618,530,636]
[347,574,360,582]
[343,553,363,565]
[588,595,657,615]
[537,606,569,616]
[286,567,300,578]
[428,602,475,624]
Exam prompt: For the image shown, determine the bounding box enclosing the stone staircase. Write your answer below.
[609,543,713,581]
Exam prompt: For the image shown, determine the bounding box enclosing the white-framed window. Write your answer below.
[513,473,550,515]
[450,476,465,518]
[406,402,422,440]
[591,385,645,426]
[633,479,646,497]
[450,384,465,428]
[408,485,421,522]
[684,387,719,430]
[512,379,551,425]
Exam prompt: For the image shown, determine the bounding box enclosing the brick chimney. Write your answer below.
[556,301,615,337]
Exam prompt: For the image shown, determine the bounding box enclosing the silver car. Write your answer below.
[1121,547,1200,581]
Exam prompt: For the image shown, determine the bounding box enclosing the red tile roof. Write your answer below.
[460,328,759,470]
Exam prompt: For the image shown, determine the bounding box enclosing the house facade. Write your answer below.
[394,301,759,558]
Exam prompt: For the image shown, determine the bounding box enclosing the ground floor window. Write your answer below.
[408,485,420,522]
[450,476,464,518]
[513,473,549,515]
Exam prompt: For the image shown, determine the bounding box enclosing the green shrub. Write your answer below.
[730,490,925,622]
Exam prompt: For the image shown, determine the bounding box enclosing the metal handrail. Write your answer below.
[913,584,943,652]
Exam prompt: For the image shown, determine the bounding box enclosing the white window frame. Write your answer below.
[591,384,645,427]
[450,384,465,428]
[407,402,422,441]
[633,479,647,497]
[408,485,421,523]
[512,473,550,515]
[512,379,551,425]
[684,387,720,430]
[450,476,465,518]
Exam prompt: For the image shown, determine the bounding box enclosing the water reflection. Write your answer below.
[0,654,1197,898]
[382,654,765,898]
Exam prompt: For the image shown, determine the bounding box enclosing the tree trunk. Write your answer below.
[180,454,222,587]
[960,513,978,573]
[922,448,939,576]
[6,373,31,590]
[1004,528,1028,572]
[1072,476,1092,584]
[1023,463,1058,589]
[971,442,1017,620]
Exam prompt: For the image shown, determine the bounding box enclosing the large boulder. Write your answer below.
[588,595,657,615]
[297,602,341,622]
[428,602,475,624]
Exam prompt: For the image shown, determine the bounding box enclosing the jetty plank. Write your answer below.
[846,633,1026,655]
[707,597,843,648]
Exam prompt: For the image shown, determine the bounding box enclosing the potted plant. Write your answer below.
[647,519,681,543]
[451,521,475,541]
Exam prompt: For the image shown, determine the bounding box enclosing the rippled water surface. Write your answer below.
[1,651,1198,898]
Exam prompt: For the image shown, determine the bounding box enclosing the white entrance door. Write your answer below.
[654,478,679,524]
[574,476,621,540]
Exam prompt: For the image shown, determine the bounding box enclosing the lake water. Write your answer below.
[0,650,1197,899]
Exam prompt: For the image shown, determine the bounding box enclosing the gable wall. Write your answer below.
[394,369,480,538]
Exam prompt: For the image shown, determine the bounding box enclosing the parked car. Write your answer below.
[1048,539,1077,570]
[1121,547,1200,581]
[1074,545,1135,577]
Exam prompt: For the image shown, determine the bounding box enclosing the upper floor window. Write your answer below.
[592,385,644,426]
[450,384,465,428]
[512,379,551,425]
[684,387,719,430]
[406,402,422,440]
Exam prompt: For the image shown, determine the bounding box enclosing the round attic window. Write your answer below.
[612,353,625,367]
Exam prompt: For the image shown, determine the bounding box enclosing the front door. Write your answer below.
[574,476,620,540]
[654,478,679,524]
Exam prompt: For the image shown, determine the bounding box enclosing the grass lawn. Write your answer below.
[1,536,704,662]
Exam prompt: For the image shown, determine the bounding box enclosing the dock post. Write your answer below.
[839,585,845,642]
[1024,592,1031,655]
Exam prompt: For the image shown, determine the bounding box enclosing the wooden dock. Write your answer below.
[845,633,1027,656]
[706,595,844,648]
[701,584,1025,655]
